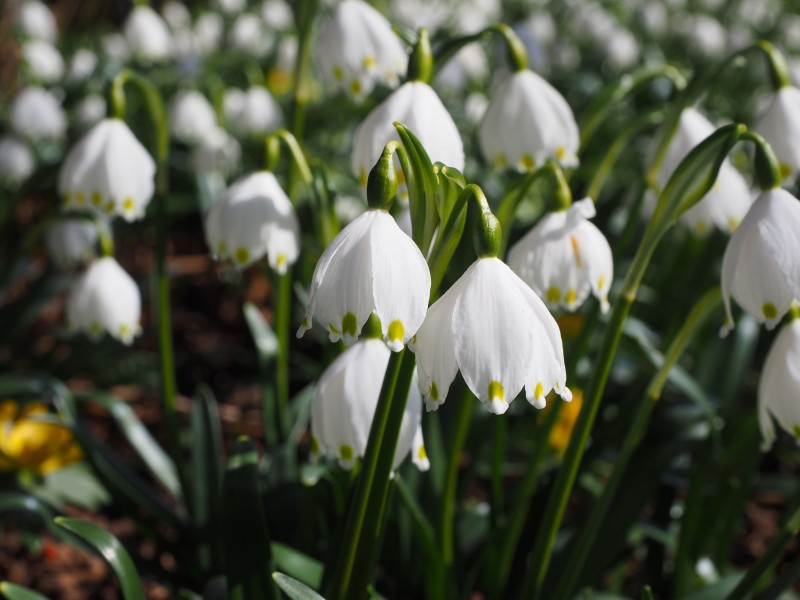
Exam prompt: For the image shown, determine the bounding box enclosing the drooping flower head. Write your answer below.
[317,0,408,98]
[479,69,579,171]
[654,107,753,235]
[758,318,800,451]
[721,188,800,334]
[59,118,156,222]
[204,171,300,274]
[298,145,432,351]
[169,90,218,145]
[0,136,35,186]
[124,5,173,63]
[45,216,111,270]
[755,85,800,180]
[67,256,142,345]
[311,338,429,471]
[10,86,67,143]
[508,198,613,313]
[223,86,282,138]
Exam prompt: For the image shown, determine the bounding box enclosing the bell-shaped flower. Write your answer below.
[45,216,110,270]
[67,257,142,344]
[215,0,247,15]
[411,257,571,415]
[479,70,579,171]
[297,209,431,351]
[204,171,300,273]
[755,85,800,180]
[161,1,192,31]
[124,5,172,63]
[59,118,156,222]
[721,188,800,334]
[261,0,294,31]
[22,40,64,84]
[311,338,429,471]
[10,87,66,143]
[223,86,282,137]
[508,198,613,313]
[73,95,107,131]
[654,107,753,234]
[169,90,218,144]
[317,0,408,98]
[194,12,224,56]
[190,126,241,177]
[230,13,273,58]
[16,0,58,42]
[0,136,35,186]
[351,81,464,188]
[67,48,98,83]
[758,318,800,450]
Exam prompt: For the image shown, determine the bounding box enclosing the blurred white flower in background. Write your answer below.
[317,0,408,99]
[679,15,727,58]
[465,92,489,126]
[45,216,110,270]
[161,0,192,31]
[73,95,107,131]
[169,90,218,145]
[10,87,67,143]
[22,40,64,84]
[0,137,35,186]
[102,32,130,65]
[721,188,800,334]
[124,5,173,63]
[758,318,800,450]
[16,0,58,42]
[205,171,300,273]
[223,87,282,137]
[230,13,273,58]
[480,70,579,171]
[67,48,98,83]
[435,44,489,94]
[194,12,224,56]
[215,0,247,16]
[311,338,429,471]
[508,198,613,313]
[190,126,242,178]
[756,85,800,180]
[59,119,156,222]
[412,256,571,414]
[261,0,294,30]
[67,257,142,345]
[351,82,464,188]
[389,0,450,34]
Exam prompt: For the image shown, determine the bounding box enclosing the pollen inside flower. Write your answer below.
[763,303,778,320]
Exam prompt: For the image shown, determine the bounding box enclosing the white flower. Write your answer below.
[479,70,579,171]
[22,40,64,83]
[45,216,110,270]
[223,87,282,137]
[411,257,570,415]
[161,1,192,30]
[311,338,429,471]
[0,136,35,185]
[465,92,489,126]
[204,171,300,273]
[654,108,753,235]
[102,32,130,64]
[17,0,58,42]
[194,12,224,56]
[758,319,800,451]
[316,0,408,98]
[67,257,142,345]
[169,90,218,144]
[73,95,107,131]
[190,126,241,177]
[755,86,800,180]
[10,87,67,143]
[297,209,431,351]
[260,0,294,30]
[351,81,464,188]
[215,0,247,15]
[435,44,489,94]
[58,119,156,222]
[508,198,613,313]
[230,13,273,58]
[67,48,98,83]
[124,6,172,63]
[721,188,800,334]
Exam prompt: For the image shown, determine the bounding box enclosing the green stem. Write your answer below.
[554,288,722,600]
[725,497,800,600]
[324,350,416,600]
[111,69,180,490]
[290,0,316,145]
[740,130,782,190]
[486,396,563,600]
[439,392,475,570]
[275,272,292,440]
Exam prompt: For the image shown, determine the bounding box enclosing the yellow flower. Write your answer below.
[0,400,82,474]
[541,389,584,455]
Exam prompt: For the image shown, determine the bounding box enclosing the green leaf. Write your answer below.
[0,582,50,600]
[190,384,224,573]
[73,391,181,500]
[222,436,276,600]
[426,165,468,296]
[271,544,323,590]
[54,517,144,600]
[244,302,279,368]
[272,573,325,600]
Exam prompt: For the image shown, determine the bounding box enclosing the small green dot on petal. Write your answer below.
[388,320,404,344]
[235,247,250,265]
[488,380,504,402]
[546,286,562,303]
[339,444,354,461]
[763,302,778,320]
[341,312,358,338]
